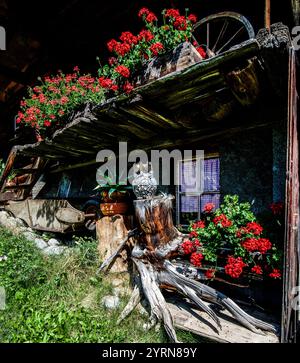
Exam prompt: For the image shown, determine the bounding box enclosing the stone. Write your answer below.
[48,238,60,247]
[14,218,26,228]
[43,246,66,256]
[23,231,37,242]
[101,295,120,310]
[34,238,48,250]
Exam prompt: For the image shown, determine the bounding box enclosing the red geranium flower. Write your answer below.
[138,29,154,42]
[190,252,203,267]
[73,66,79,72]
[120,31,138,45]
[203,203,215,213]
[181,240,195,255]
[205,269,216,279]
[192,220,205,229]
[164,9,180,18]
[115,65,130,78]
[251,265,263,275]
[138,7,150,18]
[114,42,131,57]
[188,14,197,23]
[123,81,134,94]
[245,222,263,235]
[189,231,198,238]
[145,12,157,23]
[44,120,51,127]
[242,237,272,254]
[225,256,247,278]
[213,214,232,228]
[174,16,187,30]
[110,84,118,92]
[107,39,118,52]
[269,268,281,279]
[149,42,164,56]
[98,77,113,89]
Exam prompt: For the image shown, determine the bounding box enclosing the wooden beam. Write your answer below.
[265,0,271,30]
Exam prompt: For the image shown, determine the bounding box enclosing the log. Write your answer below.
[96,215,134,274]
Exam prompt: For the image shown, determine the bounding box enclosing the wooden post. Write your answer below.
[265,0,271,30]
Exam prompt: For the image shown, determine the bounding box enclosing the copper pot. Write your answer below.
[100,202,128,216]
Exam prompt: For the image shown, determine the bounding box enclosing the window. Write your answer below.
[176,156,220,226]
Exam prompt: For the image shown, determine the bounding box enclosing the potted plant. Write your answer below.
[95,175,132,216]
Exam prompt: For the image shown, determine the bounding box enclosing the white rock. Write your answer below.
[23,231,36,242]
[101,295,120,310]
[43,246,66,256]
[34,238,48,250]
[47,238,60,247]
[14,218,26,228]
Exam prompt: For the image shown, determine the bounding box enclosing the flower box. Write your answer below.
[134,42,204,87]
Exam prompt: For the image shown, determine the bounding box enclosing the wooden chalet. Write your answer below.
[0,0,299,343]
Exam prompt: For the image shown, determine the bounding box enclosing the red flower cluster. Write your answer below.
[138,29,154,42]
[123,81,134,94]
[190,252,203,267]
[138,8,149,18]
[174,16,187,31]
[119,31,138,45]
[242,237,272,254]
[251,265,263,275]
[225,256,247,279]
[205,269,216,279]
[270,202,284,215]
[146,12,157,23]
[269,268,281,279]
[203,202,215,213]
[107,39,118,52]
[245,222,263,235]
[114,42,131,57]
[150,42,164,56]
[115,65,130,78]
[181,240,195,255]
[98,77,113,89]
[164,9,180,19]
[192,220,205,229]
[237,222,263,237]
[213,214,232,228]
[189,230,198,238]
[188,14,197,23]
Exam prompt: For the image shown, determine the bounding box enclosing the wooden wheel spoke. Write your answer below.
[212,20,229,52]
[216,26,244,54]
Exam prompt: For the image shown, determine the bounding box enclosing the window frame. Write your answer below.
[176,153,220,227]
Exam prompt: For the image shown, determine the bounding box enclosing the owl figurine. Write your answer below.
[132,162,157,199]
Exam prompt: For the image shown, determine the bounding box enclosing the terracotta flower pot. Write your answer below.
[100,202,129,216]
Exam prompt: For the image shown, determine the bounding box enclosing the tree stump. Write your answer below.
[96,215,134,274]
[99,195,277,342]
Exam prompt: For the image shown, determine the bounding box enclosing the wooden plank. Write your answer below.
[167,297,279,343]
[281,47,299,343]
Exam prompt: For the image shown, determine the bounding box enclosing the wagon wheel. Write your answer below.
[192,12,255,56]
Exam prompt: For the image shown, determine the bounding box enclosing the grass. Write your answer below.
[0,227,202,343]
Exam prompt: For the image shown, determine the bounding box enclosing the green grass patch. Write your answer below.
[0,228,203,343]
